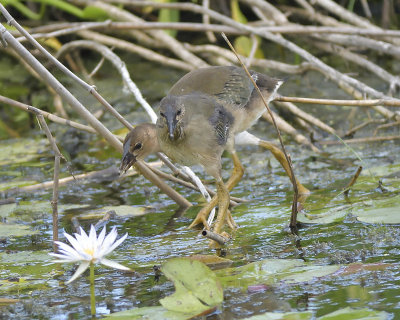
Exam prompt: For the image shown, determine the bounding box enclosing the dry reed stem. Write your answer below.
[0,95,97,134]
[16,162,161,193]
[0,8,193,208]
[77,30,194,71]
[343,166,363,196]
[35,112,66,250]
[276,96,400,107]
[344,120,385,138]
[320,136,400,145]
[201,230,229,246]
[221,33,299,229]
[373,121,400,136]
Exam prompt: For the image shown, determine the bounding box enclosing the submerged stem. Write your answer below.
[90,262,96,317]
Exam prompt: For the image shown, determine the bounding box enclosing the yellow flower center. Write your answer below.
[84,247,95,256]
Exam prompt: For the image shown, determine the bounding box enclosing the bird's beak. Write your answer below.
[166,116,177,140]
[119,151,136,175]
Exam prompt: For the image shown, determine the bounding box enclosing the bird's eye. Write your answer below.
[176,109,182,116]
[160,112,165,118]
[134,143,142,150]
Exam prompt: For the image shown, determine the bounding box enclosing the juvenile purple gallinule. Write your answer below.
[121,65,309,236]
[121,94,236,235]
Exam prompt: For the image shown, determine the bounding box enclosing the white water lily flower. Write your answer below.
[49,225,130,283]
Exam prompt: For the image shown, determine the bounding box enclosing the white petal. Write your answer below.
[50,259,79,264]
[77,227,89,243]
[52,249,79,259]
[74,232,86,247]
[89,224,97,243]
[49,253,81,262]
[66,261,90,284]
[69,232,93,259]
[102,233,128,257]
[97,226,106,248]
[99,227,118,255]
[64,232,85,254]
[61,241,90,261]
[55,242,83,260]
[100,258,131,271]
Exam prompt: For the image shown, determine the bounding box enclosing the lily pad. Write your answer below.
[105,305,198,320]
[356,207,400,224]
[0,223,39,237]
[216,258,340,290]
[353,195,400,224]
[160,258,223,314]
[78,205,147,219]
[361,163,400,178]
[242,307,388,320]
[318,307,389,319]
[0,203,17,218]
[0,138,48,166]
[244,311,312,320]
[0,200,53,222]
[0,277,50,293]
[297,205,350,224]
[298,193,400,225]
[188,254,233,267]
[0,250,54,292]
[280,265,340,284]
[103,205,147,217]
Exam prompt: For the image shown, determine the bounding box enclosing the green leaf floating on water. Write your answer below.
[216,258,340,290]
[77,205,147,220]
[101,205,147,217]
[160,258,223,314]
[0,200,53,223]
[353,195,400,224]
[0,250,54,293]
[244,311,313,320]
[0,137,48,166]
[318,306,389,319]
[298,194,400,225]
[0,223,38,237]
[361,163,400,178]
[297,205,350,224]
[107,258,223,319]
[242,307,388,320]
[0,203,17,218]
[356,207,400,224]
[105,305,196,320]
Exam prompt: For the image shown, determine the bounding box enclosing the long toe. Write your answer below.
[226,210,237,230]
[297,182,310,195]
[189,210,210,229]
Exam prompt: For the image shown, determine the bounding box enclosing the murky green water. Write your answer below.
[1,55,400,319]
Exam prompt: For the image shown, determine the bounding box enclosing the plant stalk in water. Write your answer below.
[90,262,96,316]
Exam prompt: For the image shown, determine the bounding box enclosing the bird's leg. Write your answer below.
[189,194,219,229]
[225,210,236,229]
[258,140,310,195]
[225,151,244,190]
[212,178,230,235]
[189,151,244,230]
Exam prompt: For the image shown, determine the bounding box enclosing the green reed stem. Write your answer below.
[90,262,96,317]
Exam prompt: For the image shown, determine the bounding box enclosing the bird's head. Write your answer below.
[159,96,185,140]
[119,123,159,175]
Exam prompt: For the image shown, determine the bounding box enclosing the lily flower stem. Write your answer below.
[90,262,96,317]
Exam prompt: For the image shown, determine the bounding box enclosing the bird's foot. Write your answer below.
[188,209,210,230]
[225,210,237,230]
[297,183,310,195]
